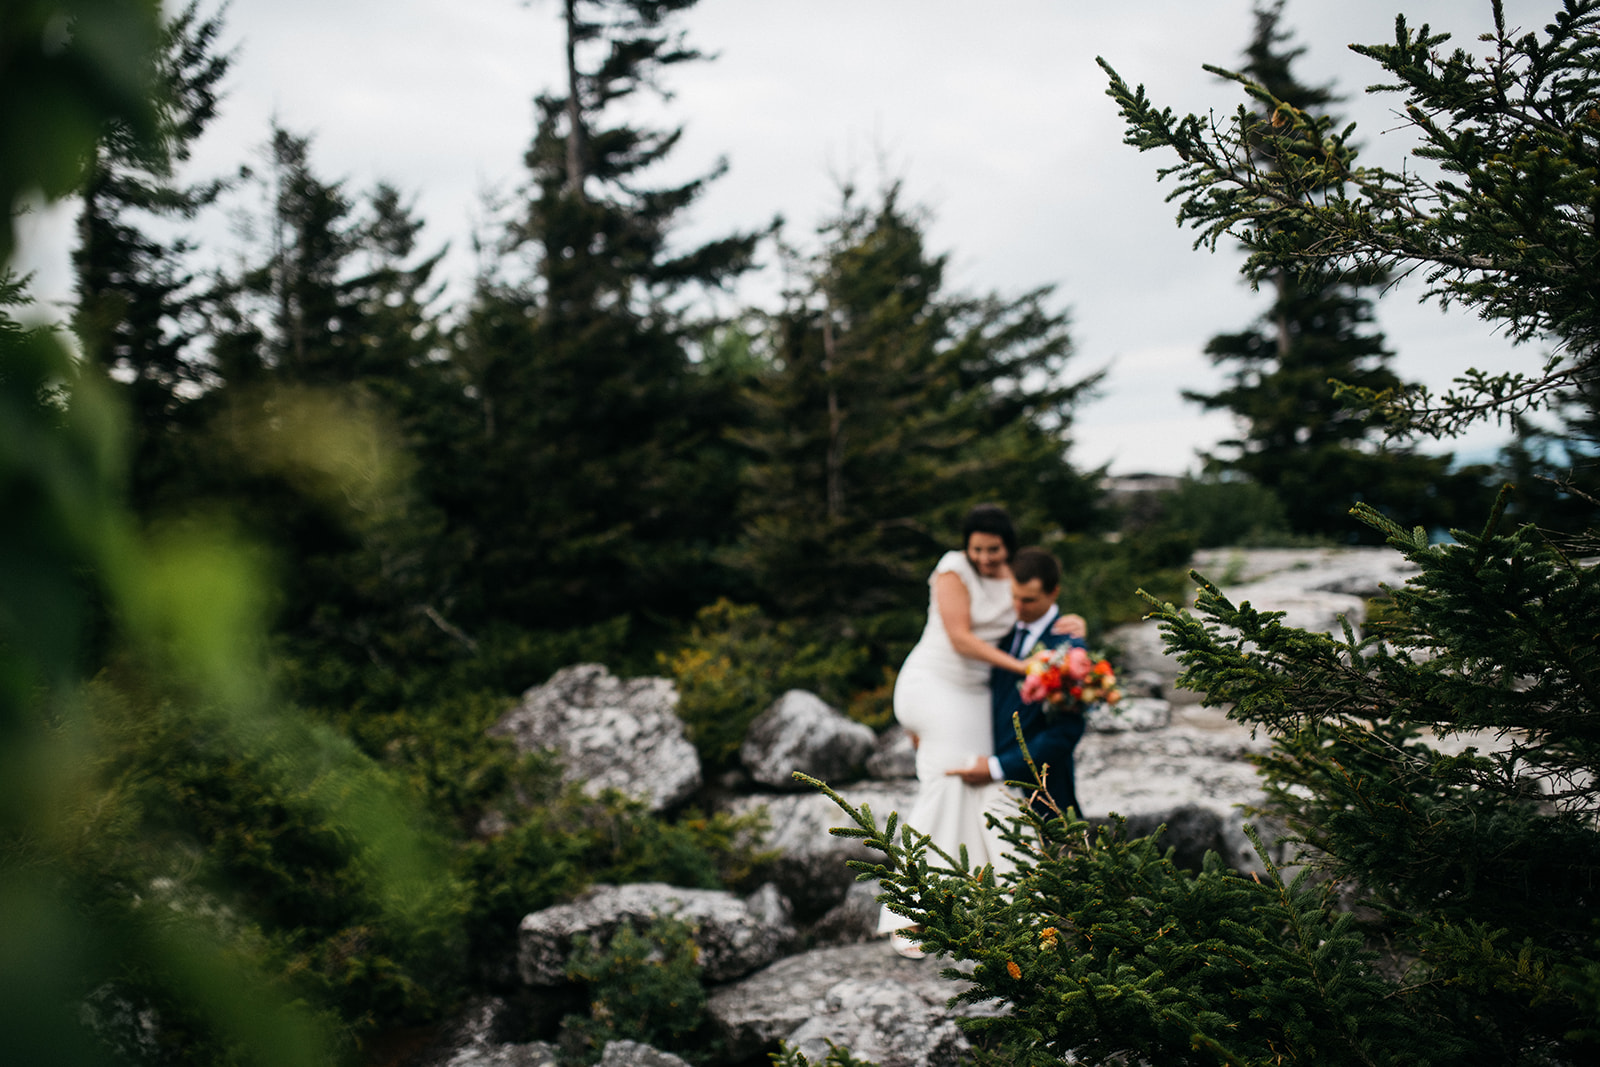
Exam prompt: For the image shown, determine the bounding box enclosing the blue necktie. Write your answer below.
[1009,624,1027,657]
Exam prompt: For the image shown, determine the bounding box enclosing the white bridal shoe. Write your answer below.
[889,931,927,959]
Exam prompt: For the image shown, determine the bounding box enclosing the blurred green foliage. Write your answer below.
[461,791,769,979]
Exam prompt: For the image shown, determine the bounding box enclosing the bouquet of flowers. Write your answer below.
[1019,644,1122,714]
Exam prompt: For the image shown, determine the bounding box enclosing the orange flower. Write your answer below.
[1006,960,1021,979]
[1039,927,1059,949]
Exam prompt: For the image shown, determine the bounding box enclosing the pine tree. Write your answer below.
[71,0,229,510]
[448,0,761,632]
[1185,3,1488,540]
[734,186,1098,630]
[176,125,471,679]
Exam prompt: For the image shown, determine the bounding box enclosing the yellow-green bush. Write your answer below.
[662,600,867,769]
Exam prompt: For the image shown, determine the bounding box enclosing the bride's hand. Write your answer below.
[1051,613,1087,639]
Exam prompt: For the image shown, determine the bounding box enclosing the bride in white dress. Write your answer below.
[878,505,1035,953]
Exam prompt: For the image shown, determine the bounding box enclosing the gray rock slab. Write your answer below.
[741,690,877,790]
[722,783,917,915]
[518,883,794,986]
[596,1041,690,1067]
[1087,696,1171,733]
[1077,722,1269,823]
[491,664,700,812]
[1191,546,1419,599]
[787,976,970,1067]
[1106,546,1423,706]
[705,942,989,1066]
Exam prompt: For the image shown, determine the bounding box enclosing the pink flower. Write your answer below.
[1065,647,1092,681]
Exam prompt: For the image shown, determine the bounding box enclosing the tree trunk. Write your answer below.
[822,314,844,520]
[563,0,586,200]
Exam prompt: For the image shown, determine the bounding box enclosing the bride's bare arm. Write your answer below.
[933,572,1028,674]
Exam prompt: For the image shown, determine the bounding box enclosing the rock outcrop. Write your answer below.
[597,1042,692,1067]
[1108,546,1420,704]
[704,943,989,1067]
[491,664,701,812]
[518,882,794,986]
[740,690,877,790]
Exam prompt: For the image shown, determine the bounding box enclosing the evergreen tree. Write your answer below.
[448,0,761,632]
[1186,3,1488,540]
[735,187,1099,629]
[188,126,467,679]
[71,0,229,510]
[3,4,451,1061]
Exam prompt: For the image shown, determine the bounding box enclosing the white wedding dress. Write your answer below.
[878,550,1015,934]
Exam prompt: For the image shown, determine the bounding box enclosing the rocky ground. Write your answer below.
[413,547,1434,1067]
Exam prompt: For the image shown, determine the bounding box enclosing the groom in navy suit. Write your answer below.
[949,546,1088,819]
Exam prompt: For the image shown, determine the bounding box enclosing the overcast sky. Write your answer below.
[17,0,1560,474]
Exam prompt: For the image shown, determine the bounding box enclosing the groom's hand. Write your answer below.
[946,756,993,785]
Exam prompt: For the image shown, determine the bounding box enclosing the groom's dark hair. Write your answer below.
[1011,546,1061,594]
[961,504,1018,559]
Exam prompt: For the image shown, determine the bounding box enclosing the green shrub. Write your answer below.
[662,600,866,768]
[69,668,467,1057]
[561,917,707,1061]
[458,790,770,976]
[1154,476,1295,547]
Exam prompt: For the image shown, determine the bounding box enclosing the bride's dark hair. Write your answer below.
[960,504,1018,560]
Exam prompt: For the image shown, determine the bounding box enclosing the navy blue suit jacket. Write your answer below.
[990,627,1089,818]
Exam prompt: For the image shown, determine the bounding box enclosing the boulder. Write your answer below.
[1120,804,1226,872]
[518,883,794,986]
[722,782,917,916]
[704,942,986,1067]
[740,690,877,790]
[865,725,917,780]
[596,1041,691,1067]
[491,664,700,812]
[786,976,969,1067]
[807,878,884,947]
[1220,808,1293,877]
